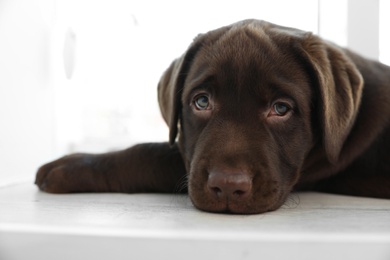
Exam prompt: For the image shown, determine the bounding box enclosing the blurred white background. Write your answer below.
[0,0,388,184]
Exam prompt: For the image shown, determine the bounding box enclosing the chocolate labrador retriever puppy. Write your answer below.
[35,20,390,214]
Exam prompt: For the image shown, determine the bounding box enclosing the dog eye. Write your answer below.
[273,102,290,116]
[194,95,210,110]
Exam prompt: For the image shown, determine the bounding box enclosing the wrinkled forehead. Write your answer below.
[183,25,312,102]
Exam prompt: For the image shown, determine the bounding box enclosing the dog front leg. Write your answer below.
[35,143,187,194]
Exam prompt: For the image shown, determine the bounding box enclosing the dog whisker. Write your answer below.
[281,193,301,210]
[174,174,188,194]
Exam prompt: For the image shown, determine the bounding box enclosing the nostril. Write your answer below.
[233,189,246,196]
[211,186,222,196]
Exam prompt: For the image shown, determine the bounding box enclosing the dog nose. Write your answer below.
[207,170,252,200]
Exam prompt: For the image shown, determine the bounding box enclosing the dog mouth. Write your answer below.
[207,200,277,214]
[191,195,284,214]
[189,184,287,214]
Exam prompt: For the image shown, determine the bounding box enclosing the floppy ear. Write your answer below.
[157,26,231,145]
[157,39,204,145]
[299,34,364,164]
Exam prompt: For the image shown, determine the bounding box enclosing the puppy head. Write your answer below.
[158,20,363,214]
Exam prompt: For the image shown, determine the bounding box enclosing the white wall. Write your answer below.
[0,0,55,184]
[347,0,380,60]
[380,0,390,65]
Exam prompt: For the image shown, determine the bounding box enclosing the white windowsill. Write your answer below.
[1,182,390,260]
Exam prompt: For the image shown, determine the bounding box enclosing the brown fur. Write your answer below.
[36,20,390,214]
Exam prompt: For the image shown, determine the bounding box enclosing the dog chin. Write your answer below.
[189,189,287,214]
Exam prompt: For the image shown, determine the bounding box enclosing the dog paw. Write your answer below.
[35,154,90,193]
